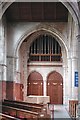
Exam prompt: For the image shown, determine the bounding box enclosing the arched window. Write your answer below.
[28,34,62,62]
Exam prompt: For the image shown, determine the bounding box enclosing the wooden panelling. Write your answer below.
[14,83,23,101]
[28,71,43,80]
[0,81,23,101]
[0,81,6,101]
[6,81,23,101]
[47,71,63,104]
[69,100,78,118]
[5,2,68,22]
[2,99,50,119]
[27,72,43,96]
[28,80,43,96]
[6,81,14,100]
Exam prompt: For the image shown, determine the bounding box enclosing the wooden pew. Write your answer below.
[1,102,50,119]
[4,99,44,108]
[2,105,39,119]
[2,101,42,113]
[3,99,48,114]
[2,99,50,119]
[0,113,20,120]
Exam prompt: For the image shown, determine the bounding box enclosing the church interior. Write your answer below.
[0,1,80,119]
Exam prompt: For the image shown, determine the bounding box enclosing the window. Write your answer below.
[28,34,62,62]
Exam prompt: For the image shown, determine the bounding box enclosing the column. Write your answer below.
[71,57,78,100]
[63,65,69,105]
[0,64,7,100]
[23,47,28,101]
[71,23,78,100]
[68,57,72,100]
[0,18,7,100]
[43,80,47,96]
[7,56,15,100]
[77,34,80,118]
[23,58,27,101]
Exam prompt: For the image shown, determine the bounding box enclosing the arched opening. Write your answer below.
[27,71,43,96]
[47,71,63,104]
[28,34,62,62]
[19,29,66,102]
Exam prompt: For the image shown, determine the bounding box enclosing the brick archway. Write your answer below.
[27,71,43,96]
[47,71,63,104]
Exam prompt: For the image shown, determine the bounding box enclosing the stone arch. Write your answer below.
[1,1,80,24]
[14,26,68,77]
[14,25,68,85]
[59,1,80,24]
[13,24,68,101]
[27,71,43,96]
[14,26,68,58]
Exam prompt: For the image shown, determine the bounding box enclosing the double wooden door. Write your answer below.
[27,72,43,96]
[47,71,63,104]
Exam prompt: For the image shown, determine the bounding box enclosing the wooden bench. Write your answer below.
[2,101,42,113]
[2,105,39,119]
[0,113,20,120]
[3,99,48,114]
[1,100,50,119]
[4,99,44,108]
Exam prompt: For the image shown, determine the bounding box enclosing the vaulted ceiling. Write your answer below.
[5,2,68,22]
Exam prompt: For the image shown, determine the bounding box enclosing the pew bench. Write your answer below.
[4,99,44,108]
[2,101,42,113]
[2,105,39,119]
[2,99,50,119]
[0,113,20,120]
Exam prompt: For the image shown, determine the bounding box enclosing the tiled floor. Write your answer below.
[50,105,72,119]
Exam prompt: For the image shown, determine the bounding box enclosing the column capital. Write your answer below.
[67,57,71,60]
[7,55,16,59]
[71,57,78,60]
[76,35,80,42]
[0,64,7,67]
[63,65,67,68]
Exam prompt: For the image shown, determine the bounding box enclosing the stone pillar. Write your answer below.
[7,56,15,82]
[0,18,7,100]
[71,57,78,100]
[0,20,6,81]
[71,22,78,100]
[23,58,27,101]
[63,65,68,105]
[77,35,80,118]
[43,80,47,96]
[23,45,28,101]
[0,64,7,100]
[68,57,72,100]
[7,56,15,100]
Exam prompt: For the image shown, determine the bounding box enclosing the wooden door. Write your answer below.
[47,71,63,104]
[27,72,43,96]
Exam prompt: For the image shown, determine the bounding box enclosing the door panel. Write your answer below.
[47,71,63,104]
[27,72,43,96]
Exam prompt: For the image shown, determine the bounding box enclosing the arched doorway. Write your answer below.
[47,71,63,104]
[27,71,43,96]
